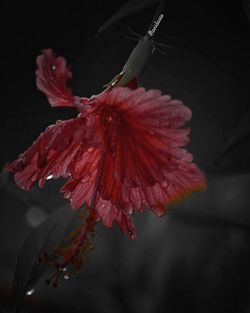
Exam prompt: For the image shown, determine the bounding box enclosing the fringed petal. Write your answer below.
[7,85,206,239]
[36,49,74,107]
[6,116,94,190]
[93,87,206,216]
[60,147,101,209]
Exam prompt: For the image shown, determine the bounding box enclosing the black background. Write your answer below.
[1,1,250,312]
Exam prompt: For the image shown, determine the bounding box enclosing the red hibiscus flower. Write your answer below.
[7,49,206,273]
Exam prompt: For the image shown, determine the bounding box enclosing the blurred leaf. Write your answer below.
[97,0,158,35]
[215,106,250,174]
[0,169,8,188]
[170,173,250,229]
[13,205,84,313]
[241,0,250,22]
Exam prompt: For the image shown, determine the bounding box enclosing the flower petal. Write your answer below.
[94,87,206,214]
[36,49,74,107]
[6,116,95,190]
[60,152,137,239]
[7,86,206,239]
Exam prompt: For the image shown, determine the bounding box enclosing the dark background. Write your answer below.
[1,0,250,312]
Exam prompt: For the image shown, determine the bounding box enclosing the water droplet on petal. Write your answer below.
[128,231,136,240]
[62,267,67,272]
[46,174,53,180]
[52,65,56,70]
[26,288,35,296]
[161,181,169,188]
[87,147,94,152]
[64,274,70,280]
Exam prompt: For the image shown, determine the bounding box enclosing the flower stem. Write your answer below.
[59,208,96,269]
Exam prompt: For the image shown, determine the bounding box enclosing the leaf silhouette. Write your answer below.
[13,205,85,313]
[0,169,8,189]
[97,0,158,35]
[241,0,250,22]
[215,105,250,174]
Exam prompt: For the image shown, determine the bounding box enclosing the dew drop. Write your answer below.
[64,274,70,280]
[26,288,35,296]
[62,267,67,272]
[87,147,94,152]
[128,231,136,240]
[127,207,133,214]
[46,174,53,180]
[161,181,169,188]
[52,65,56,70]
